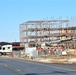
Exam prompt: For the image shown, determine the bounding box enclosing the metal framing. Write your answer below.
[20,17,76,49]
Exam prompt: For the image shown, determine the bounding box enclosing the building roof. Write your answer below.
[13,46,24,50]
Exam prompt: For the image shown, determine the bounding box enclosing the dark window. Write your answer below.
[8,47,10,49]
[3,47,5,50]
[0,47,1,50]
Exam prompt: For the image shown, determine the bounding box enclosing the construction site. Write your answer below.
[20,17,76,47]
[20,17,76,59]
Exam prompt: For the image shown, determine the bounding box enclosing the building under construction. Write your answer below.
[20,17,76,49]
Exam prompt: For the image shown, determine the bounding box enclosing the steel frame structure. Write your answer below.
[20,17,76,49]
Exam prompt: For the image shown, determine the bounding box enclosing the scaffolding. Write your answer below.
[20,17,76,49]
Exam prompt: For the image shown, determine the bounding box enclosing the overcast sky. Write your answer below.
[0,0,76,42]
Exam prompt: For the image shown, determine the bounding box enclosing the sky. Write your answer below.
[0,0,76,42]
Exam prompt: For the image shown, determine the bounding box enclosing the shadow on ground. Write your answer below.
[24,71,68,75]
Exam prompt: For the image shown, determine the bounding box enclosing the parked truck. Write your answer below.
[0,45,12,55]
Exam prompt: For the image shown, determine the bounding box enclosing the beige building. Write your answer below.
[61,28,76,40]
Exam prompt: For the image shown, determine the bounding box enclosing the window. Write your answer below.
[66,30,67,33]
[8,47,10,49]
[3,47,5,50]
[0,47,1,50]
